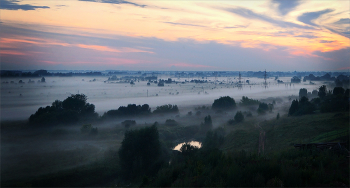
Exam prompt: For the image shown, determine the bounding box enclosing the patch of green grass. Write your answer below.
[222,112,349,153]
[310,128,349,143]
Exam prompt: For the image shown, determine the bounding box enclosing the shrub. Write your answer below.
[122,120,136,128]
[201,115,212,129]
[195,111,201,116]
[257,102,269,114]
[165,119,178,126]
[104,104,151,118]
[227,119,235,125]
[153,104,179,114]
[240,96,259,106]
[81,124,92,133]
[244,111,253,117]
[90,127,98,135]
[234,111,244,123]
[212,96,236,110]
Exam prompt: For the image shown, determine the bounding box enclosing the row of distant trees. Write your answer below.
[28,94,181,126]
[29,93,277,126]
[289,85,349,116]
[32,85,349,127]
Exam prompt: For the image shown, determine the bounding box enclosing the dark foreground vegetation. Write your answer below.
[2,110,349,187]
[2,85,349,187]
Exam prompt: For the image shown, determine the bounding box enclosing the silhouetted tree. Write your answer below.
[318,85,327,98]
[212,96,236,110]
[153,104,179,114]
[103,104,151,118]
[299,88,307,99]
[240,96,259,106]
[257,102,270,114]
[118,124,161,179]
[234,111,244,123]
[288,100,299,115]
[288,97,315,116]
[333,87,345,96]
[29,94,97,126]
[201,115,213,130]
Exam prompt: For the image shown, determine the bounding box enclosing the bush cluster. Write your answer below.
[212,96,236,110]
[29,94,98,126]
[103,104,151,118]
[153,104,179,114]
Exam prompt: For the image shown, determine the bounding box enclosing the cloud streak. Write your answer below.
[79,0,146,8]
[0,0,49,10]
[334,18,350,25]
[272,0,301,15]
[163,22,206,28]
[298,9,334,26]
[222,7,314,30]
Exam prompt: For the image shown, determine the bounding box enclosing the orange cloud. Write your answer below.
[0,50,26,56]
[76,44,121,53]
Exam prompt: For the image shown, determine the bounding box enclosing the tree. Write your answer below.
[288,100,299,115]
[62,94,88,113]
[299,88,307,99]
[29,94,97,126]
[153,104,179,114]
[288,97,315,116]
[201,115,212,130]
[212,96,236,110]
[240,96,259,106]
[318,85,327,98]
[201,130,224,150]
[118,124,161,179]
[103,104,151,118]
[333,87,345,96]
[257,102,270,114]
[234,111,244,122]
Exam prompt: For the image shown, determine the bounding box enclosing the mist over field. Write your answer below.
[1,76,319,120]
[2,70,348,185]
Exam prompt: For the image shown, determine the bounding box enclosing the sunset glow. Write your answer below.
[1,0,349,71]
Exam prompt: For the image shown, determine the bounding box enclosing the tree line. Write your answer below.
[289,86,349,116]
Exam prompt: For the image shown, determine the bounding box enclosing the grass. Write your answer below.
[1,148,120,187]
[1,111,349,187]
[222,112,349,153]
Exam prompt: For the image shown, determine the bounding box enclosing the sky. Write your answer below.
[0,0,349,71]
